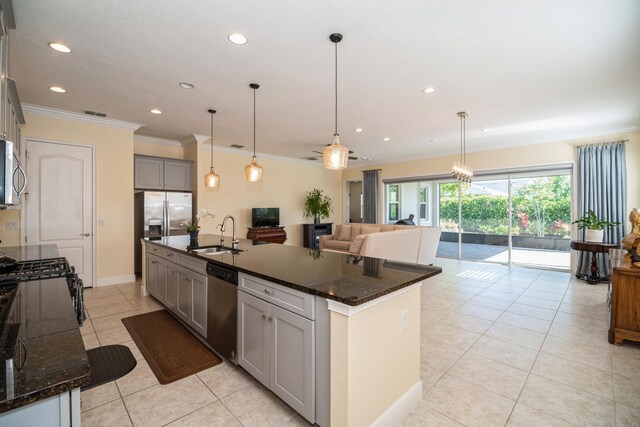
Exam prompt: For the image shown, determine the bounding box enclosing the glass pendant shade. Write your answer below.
[204,167,220,188]
[244,156,263,182]
[323,134,349,170]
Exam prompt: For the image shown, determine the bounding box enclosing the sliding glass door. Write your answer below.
[386,166,572,270]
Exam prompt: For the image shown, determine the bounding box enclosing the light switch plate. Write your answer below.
[5,221,18,230]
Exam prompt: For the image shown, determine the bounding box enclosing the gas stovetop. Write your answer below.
[0,258,72,284]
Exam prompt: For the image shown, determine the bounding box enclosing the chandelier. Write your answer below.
[452,111,473,183]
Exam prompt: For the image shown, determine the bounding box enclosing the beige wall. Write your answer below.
[343,130,640,224]
[0,209,21,247]
[331,286,421,426]
[9,113,136,283]
[134,138,183,159]
[193,142,342,246]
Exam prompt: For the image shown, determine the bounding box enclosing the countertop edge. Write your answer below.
[145,239,442,306]
[0,373,91,414]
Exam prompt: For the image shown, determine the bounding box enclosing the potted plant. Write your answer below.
[304,188,332,224]
[181,208,215,240]
[572,209,620,242]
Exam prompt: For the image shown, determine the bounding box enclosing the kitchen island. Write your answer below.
[144,235,441,426]
[0,245,90,426]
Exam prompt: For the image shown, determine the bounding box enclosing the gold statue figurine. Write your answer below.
[621,208,640,252]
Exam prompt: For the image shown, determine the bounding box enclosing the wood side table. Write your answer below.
[570,240,618,284]
[247,227,287,244]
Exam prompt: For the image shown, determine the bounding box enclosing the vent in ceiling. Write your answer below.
[84,110,108,117]
[230,144,245,149]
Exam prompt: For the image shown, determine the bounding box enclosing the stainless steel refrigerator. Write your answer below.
[134,191,193,276]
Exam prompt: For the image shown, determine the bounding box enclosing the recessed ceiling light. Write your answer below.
[430,139,437,143]
[179,82,194,89]
[482,128,491,132]
[383,137,391,141]
[150,109,162,114]
[422,87,435,93]
[49,86,66,93]
[48,42,71,53]
[228,33,247,45]
[354,128,363,132]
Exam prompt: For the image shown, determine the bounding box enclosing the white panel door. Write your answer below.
[25,140,94,287]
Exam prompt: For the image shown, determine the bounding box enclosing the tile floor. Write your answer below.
[79,258,640,426]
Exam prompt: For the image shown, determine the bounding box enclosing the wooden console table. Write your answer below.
[609,254,640,345]
[570,240,618,284]
[247,227,287,244]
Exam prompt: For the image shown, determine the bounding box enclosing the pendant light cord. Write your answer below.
[253,87,257,157]
[334,40,338,136]
[460,114,463,164]
[210,112,214,170]
[462,114,466,164]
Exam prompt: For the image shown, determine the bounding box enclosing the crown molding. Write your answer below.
[134,134,182,147]
[22,104,144,130]
[181,133,210,146]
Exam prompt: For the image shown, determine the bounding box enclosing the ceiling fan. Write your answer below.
[302,144,359,161]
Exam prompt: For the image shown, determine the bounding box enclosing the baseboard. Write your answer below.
[96,274,136,287]
[371,381,423,427]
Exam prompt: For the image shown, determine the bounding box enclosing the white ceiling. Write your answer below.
[10,0,640,165]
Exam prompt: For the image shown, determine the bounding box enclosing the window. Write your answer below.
[419,187,428,221]
[384,181,434,225]
[387,185,399,222]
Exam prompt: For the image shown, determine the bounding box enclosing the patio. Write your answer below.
[437,241,571,270]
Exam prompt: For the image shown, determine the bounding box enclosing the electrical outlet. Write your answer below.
[5,221,18,230]
[400,309,408,331]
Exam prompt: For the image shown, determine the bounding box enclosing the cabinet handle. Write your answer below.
[262,314,267,320]
[185,276,191,281]
[268,316,273,322]
[264,289,275,295]
[151,261,157,264]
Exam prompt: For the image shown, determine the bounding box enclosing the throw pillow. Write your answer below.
[338,224,352,241]
[361,225,381,234]
[349,234,366,253]
[350,224,363,239]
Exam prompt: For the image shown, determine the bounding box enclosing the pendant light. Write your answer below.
[204,109,220,188]
[452,111,473,183]
[323,33,349,170]
[245,83,264,182]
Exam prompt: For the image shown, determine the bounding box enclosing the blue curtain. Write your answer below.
[577,142,627,278]
[363,170,379,224]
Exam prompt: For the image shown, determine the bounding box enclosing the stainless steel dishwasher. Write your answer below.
[206,262,238,365]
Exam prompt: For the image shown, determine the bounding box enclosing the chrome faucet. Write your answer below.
[217,215,239,249]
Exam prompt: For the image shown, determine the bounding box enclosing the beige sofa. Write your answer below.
[319,223,442,265]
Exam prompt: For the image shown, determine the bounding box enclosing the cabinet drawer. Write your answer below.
[147,244,161,256]
[239,273,315,320]
[157,248,178,263]
[176,253,207,274]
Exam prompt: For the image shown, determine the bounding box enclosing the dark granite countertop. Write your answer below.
[0,278,90,414]
[1,245,59,262]
[145,235,441,306]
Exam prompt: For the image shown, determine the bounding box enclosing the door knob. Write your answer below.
[81,233,92,237]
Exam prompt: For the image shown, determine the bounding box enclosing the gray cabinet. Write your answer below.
[238,291,270,386]
[134,155,192,191]
[163,160,192,191]
[176,269,192,323]
[134,157,164,190]
[165,264,178,310]
[145,246,207,338]
[238,275,315,423]
[146,254,160,296]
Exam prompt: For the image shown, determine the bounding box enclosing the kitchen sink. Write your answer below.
[192,245,244,255]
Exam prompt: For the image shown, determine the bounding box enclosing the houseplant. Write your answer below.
[304,188,332,224]
[572,209,620,242]
[181,208,215,240]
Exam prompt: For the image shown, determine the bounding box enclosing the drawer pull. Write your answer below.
[166,252,173,256]
[151,261,157,264]
[262,314,267,320]
[264,289,275,295]
[268,316,273,322]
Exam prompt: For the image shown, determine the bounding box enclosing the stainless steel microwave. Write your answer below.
[0,140,26,207]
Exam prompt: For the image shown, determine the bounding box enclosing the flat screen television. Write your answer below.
[252,208,280,228]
